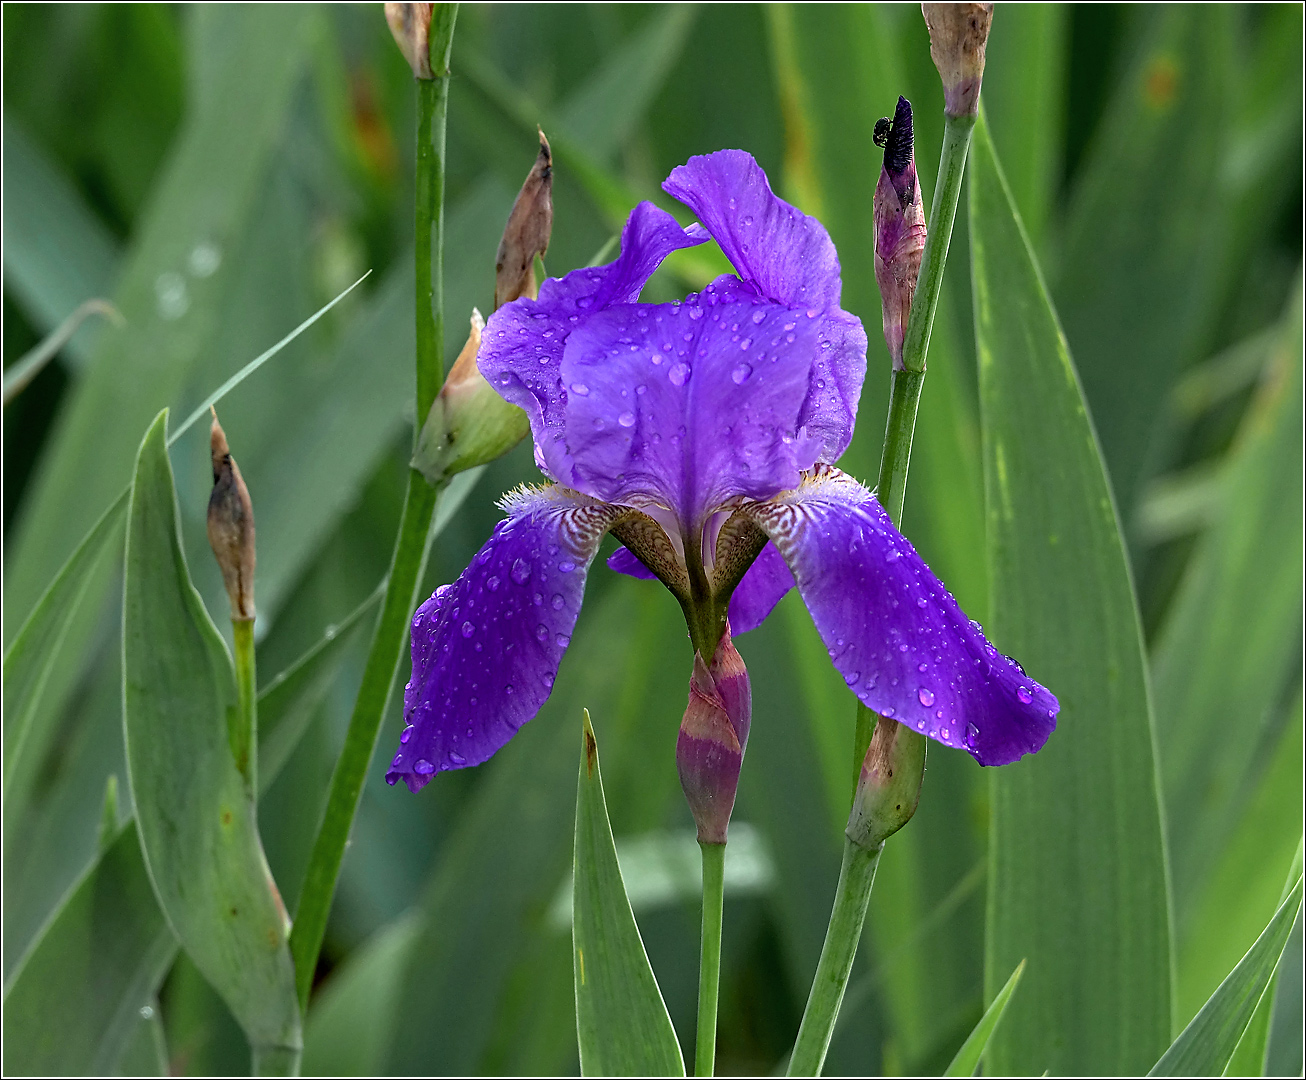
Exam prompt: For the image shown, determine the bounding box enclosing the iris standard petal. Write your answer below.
[725,542,795,634]
[743,467,1058,766]
[561,287,820,526]
[478,201,707,484]
[387,485,628,791]
[663,150,867,463]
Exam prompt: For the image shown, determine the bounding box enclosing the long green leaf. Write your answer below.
[1149,876,1305,1077]
[123,410,299,1058]
[1153,281,1304,910]
[943,959,1025,1077]
[573,710,684,1077]
[970,114,1171,1075]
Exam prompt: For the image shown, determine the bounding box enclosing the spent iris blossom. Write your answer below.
[386,150,1057,793]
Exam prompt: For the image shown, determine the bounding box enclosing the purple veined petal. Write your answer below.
[663,150,867,464]
[726,542,795,634]
[607,544,658,580]
[478,201,707,485]
[561,291,820,526]
[744,467,1058,766]
[387,486,627,792]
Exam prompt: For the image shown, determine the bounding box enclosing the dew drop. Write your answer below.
[751,309,766,325]
[486,575,500,591]
[414,759,435,775]
[400,725,414,744]
[918,687,935,707]
[448,753,466,766]
[916,596,928,608]
[461,621,475,638]
[542,671,555,688]
[551,593,565,610]
[883,706,895,717]
[669,362,691,386]
[1017,686,1033,704]
[917,662,928,672]
[555,633,570,648]
[965,723,979,748]
[511,558,532,584]
[618,411,636,428]
[570,382,590,396]
[536,624,550,642]
[557,560,576,573]
[843,670,860,686]
[732,363,752,385]
[940,727,950,740]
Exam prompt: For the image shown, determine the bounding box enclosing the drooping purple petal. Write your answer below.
[663,150,867,463]
[478,202,707,484]
[561,284,820,526]
[725,542,794,634]
[607,544,657,580]
[387,486,626,792]
[744,467,1058,766]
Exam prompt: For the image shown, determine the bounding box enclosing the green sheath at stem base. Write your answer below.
[787,839,881,1076]
[232,617,257,795]
[695,841,726,1077]
[252,1043,302,1077]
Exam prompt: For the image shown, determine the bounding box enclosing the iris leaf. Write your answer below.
[1148,874,1304,1077]
[573,710,684,1078]
[942,958,1025,1077]
[123,410,300,1058]
[970,114,1171,1074]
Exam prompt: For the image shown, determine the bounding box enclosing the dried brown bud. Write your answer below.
[846,716,927,851]
[921,3,994,118]
[385,3,434,80]
[494,130,553,310]
[207,409,256,621]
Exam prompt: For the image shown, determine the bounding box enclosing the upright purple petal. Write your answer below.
[478,202,707,484]
[744,467,1058,766]
[387,486,626,792]
[561,286,820,526]
[663,150,867,463]
[725,542,794,633]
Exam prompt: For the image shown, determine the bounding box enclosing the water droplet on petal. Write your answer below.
[618,411,636,428]
[486,575,500,591]
[536,624,549,642]
[965,723,979,748]
[940,727,950,740]
[414,759,435,775]
[542,671,555,688]
[511,558,532,584]
[669,362,691,386]
[570,382,590,396]
[448,753,465,766]
[918,687,935,707]
[555,633,570,648]
[461,621,475,638]
[551,594,565,610]
[843,670,860,686]
[557,560,576,573]
[400,726,414,744]
[917,662,928,672]
[1017,686,1033,704]
[732,363,752,384]
[751,309,766,324]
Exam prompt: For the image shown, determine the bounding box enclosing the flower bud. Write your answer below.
[873,96,927,370]
[385,3,434,80]
[495,129,553,311]
[677,627,751,845]
[846,715,927,851]
[921,3,994,118]
[206,409,255,622]
[412,309,531,484]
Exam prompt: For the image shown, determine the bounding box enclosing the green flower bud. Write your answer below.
[846,716,927,851]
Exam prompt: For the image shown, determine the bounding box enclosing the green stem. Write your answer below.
[695,841,726,1077]
[251,1043,302,1077]
[288,9,457,1009]
[232,618,257,794]
[899,112,976,377]
[787,838,881,1076]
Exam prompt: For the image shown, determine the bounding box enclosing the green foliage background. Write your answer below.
[3,4,1301,1075]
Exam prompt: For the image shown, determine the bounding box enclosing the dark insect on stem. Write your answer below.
[873,117,892,147]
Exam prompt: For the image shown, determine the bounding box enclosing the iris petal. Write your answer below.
[561,289,819,526]
[726,542,795,633]
[663,150,867,463]
[387,486,626,791]
[478,201,707,486]
[744,467,1058,765]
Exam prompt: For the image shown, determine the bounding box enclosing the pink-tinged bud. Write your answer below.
[206,409,256,622]
[873,96,927,370]
[846,716,927,851]
[385,3,434,80]
[495,130,553,311]
[921,3,994,118]
[677,627,751,845]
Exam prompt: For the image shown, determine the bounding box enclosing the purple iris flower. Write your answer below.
[386,150,1057,793]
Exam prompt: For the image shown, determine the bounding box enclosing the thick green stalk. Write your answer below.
[252,1043,301,1078]
[787,839,881,1075]
[232,618,257,794]
[288,7,457,1011]
[804,108,980,1076]
[696,842,726,1077]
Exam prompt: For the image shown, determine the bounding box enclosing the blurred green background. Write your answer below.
[3,4,1301,1075]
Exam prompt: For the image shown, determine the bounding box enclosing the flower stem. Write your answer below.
[232,617,257,795]
[787,837,881,1076]
[802,108,979,1077]
[252,1043,301,1077]
[695,841,726,1077]
[287,8,457,1011]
